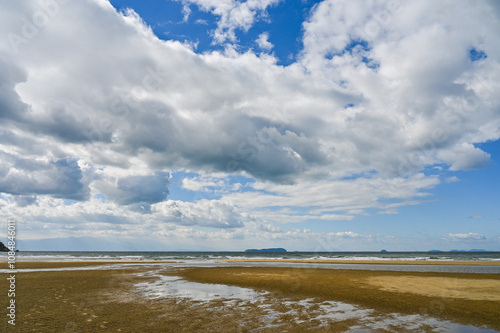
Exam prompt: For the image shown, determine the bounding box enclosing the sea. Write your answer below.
[5,250,500,262]
[2,251,500,274]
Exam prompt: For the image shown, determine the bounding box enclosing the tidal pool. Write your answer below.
[134,270,499,332]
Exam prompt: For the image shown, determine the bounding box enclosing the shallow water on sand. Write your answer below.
[133,268,499,333]
[134,272,265,301]
[3,260,500,275]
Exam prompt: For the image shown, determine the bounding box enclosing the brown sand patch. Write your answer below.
[224,259,500,265]
[366,276,500,301]
[232,272,289,279]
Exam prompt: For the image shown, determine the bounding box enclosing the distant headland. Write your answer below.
[0,241,9,252]
[245,248,287,253]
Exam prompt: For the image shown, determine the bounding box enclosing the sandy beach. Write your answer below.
[1,261,499,332]
[7,260,175,269]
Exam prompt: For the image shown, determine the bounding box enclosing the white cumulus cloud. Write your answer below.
[448,233,487,241]
[0,0,499,249]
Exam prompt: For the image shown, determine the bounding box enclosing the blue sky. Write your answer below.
[109,0,316,65]
[0,0,499,251]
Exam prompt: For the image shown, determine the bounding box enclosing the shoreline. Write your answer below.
[0,260,175,269]
[4,258,500,266]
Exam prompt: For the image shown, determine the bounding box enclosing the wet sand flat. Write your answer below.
[1,266,271,332]
[1,261,499,332]
[178,266,500,331]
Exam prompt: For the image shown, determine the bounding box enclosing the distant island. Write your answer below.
[245,248,287,253]
[451,249,488,252]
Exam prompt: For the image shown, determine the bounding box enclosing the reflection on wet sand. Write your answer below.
[134,268,499,332]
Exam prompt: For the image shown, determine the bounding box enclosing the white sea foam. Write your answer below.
[3,251,499,263]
